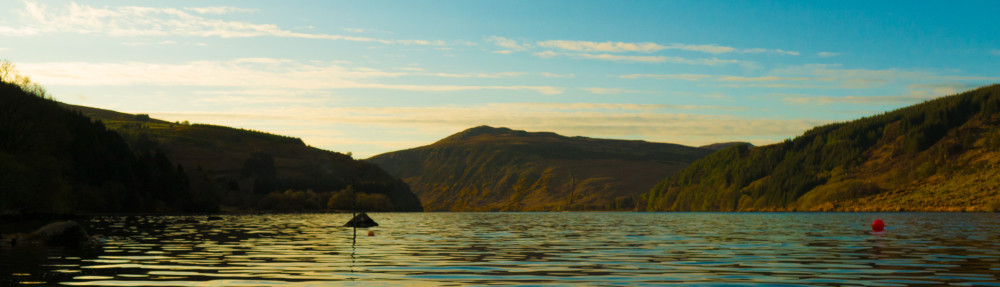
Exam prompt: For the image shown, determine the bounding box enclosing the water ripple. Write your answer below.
[2,213,1000,286]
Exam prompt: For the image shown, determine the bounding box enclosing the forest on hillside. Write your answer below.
[0,62,206,213]
[0,61,422,214]
[644,84,1000,211]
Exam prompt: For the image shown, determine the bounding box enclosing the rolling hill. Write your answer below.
[643,84,1000,212]
[62,104,423,212]
[368,126,714,211]
[0,80,198,213]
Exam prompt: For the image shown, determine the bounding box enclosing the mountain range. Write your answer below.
[5,60,999,213]
[369,126,713,211]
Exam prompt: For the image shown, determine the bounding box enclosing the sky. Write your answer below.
[1,0,998,158]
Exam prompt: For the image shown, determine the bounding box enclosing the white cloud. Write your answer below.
[741,48,800,56]
[765,64,1000,90]
[535,40,743,55]
[293,104,819,147]
[620,74,713,81]
[576,53,667,63]
[620,74,826,83]
[122,40,177,46]
[716,76,818,82]
[396,39,447,46]
[671,44,736,54]
[426,72,524,78]
[817,52,840,58]
[17,59,563,95]
[486,36,530,53]
[781,94,931,105]
[541,72,574,78]
[537,40,667,53]
[183,6,257,15]
[991,49,1000,56]
[166,103,821,146]
[1,1,442,46]
[581,87,654,95]
[574,53,748,66]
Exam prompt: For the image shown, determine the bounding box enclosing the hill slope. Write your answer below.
[644,84,1000,212]
[369,126,713,211]
[63,104,423,212]
[0,81,199,213]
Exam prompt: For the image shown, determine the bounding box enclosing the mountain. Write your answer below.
[0,81,198,213]
[63,104,423,212]
[368,126,714,211]
[643,84,1000,212]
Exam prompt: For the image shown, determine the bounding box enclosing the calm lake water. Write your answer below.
[2,212,1000,286]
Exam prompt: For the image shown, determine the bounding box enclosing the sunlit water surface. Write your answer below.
[2,213,1000,286]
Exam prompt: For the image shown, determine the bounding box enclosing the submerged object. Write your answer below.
[872,219,885,232]
[28,221,93,247]
[345,212,379,228]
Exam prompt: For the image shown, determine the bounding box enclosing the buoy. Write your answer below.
[367,231,375,236]
[872,219,885,232]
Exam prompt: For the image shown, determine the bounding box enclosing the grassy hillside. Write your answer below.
[64,104,423,212]
[369,126,713,211]
[0,79,200,213]
[644,84,1000,212]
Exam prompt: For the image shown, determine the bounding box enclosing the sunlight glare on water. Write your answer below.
[2,213,1000,286]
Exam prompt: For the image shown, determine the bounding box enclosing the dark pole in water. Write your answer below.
[352,180,357,245]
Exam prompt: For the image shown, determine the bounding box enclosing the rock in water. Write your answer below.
[29,221,91,247]
[344,212,378,228]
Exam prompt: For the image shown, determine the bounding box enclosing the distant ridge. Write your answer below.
[699,142,754,151]
[369,126,714,211]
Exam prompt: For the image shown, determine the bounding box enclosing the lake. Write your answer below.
[2,212,999,286]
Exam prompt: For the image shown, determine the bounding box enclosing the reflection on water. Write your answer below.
[2,213,1000,286]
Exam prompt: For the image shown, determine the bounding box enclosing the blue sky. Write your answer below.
[1,0,998,158]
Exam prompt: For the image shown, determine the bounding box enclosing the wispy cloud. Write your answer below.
[619,74,713,81]
[581,87,656,95]
[541,72,575,78]
[487,36,530,54]
[534,40,801,56]
[426,72,524,78]
[183,6,257,15]
[122,40,178,46]
[991,49,1000,56]
[17,59,563,95]
[620,74,823,83]
[576,53,668,63]
[781,94,931,105]
[537,40,669,53]
[536,40,748,54]
[1,1,442,46]
[162,103,823,149]
[572,53,748,66]
[741,48,800,56]
[817,51,840,58]
[716,76,820,82]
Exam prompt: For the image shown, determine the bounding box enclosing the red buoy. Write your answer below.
[367,230,375,236]
[872,219,885,232]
